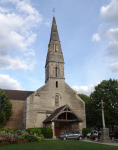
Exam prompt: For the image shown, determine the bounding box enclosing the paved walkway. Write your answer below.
[82,139,118,146]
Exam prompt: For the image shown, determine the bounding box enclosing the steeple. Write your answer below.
[45,16,65,83]
[49,16,60,42]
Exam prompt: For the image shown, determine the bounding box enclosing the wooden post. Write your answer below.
[66,112,67,120]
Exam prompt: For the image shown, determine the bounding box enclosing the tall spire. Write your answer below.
[45,16,65,83]
[49,16,60,42]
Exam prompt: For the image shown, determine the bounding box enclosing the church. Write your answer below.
[3,16,86,138]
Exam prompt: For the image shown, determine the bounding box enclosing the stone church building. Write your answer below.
[3,16,86,138]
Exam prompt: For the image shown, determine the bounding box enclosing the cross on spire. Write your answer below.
[52,7,55,16]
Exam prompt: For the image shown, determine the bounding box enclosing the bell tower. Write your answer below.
[45,16,65,83]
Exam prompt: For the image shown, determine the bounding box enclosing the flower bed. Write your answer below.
[0,127,45,146]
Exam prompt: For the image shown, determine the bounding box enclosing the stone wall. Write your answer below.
[4,99,25,129]
[25,79,86,130]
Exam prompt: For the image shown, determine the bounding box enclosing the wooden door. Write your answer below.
[55,127,60,138]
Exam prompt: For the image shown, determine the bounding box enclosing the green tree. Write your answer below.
[0,89,12,125]
[78,94,90,104]
[89,78,118,130]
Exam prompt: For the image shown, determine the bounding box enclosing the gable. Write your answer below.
[43,104,83,123]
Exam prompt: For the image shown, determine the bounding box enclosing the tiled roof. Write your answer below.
[43,104,83,123]
[2,89,34,100]
[43,105,66,123]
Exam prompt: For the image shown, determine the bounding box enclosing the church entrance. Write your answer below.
[43,104,83,138]
[55,127,60,137]
[55,121,79,136]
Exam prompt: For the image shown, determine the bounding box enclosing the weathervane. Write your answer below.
[52,7,55,16]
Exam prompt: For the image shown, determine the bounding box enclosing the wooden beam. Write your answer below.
[53,119,79,122]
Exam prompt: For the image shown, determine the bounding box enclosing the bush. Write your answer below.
[0,127,45,146]
[0,126,5,132]
[0,89,12,125]
[82,128,92,137]
[25,134,38,142]
[26,127,53,138]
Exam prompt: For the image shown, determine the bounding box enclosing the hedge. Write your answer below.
[82,128,92,137]
[26,127,53,138]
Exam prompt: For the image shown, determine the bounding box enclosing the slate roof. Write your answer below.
[43,105,66,123]
[2,89,34,100]
[43,104,83,123]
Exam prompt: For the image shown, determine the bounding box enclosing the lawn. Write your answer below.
[0,140,118,150]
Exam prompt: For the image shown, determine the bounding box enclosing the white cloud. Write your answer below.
[45,21,51,27]
[100,0,118,25]
[0,55,35,70]
[92,33,100,42]
[105,40,118,56]
[16,0,39,15]
[72,82,100,96]
[0,6,9,13]
[109,59,118,72]
[92,0,118,72]
[0,0,42,70]
[0,74,22,90]
[102,28,118,40]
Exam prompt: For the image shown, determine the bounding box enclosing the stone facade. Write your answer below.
[3,90,34,129]
[3,16,86,137]
[4,99,25,129]
[23,16,86,134]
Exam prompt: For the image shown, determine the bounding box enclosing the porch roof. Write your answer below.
[43,105,66,123]
[43,104,83,123]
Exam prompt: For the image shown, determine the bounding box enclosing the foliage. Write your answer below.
[0,126,5,132]
[88,78,118,129]
[0,89,12,125]
[78,94,90,104]
[24,134,38,142]
[26,128,41,136]
[0,127,45,146]
[82,128,92,137]
[26,127,53,138]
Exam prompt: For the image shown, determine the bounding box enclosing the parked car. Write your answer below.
[58,130,83,140]
[109,131,116,140]
[90,131,116,140]
[87,130,98,138]
[87,132,91,138]
[90,131,101,140]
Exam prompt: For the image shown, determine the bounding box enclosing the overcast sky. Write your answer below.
[0,0,118,96]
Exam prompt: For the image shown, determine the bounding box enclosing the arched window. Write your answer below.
[55,95,59,107]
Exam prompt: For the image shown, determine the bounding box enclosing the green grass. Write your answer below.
[0,140,118,150]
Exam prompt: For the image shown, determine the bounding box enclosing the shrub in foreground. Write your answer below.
[26,127,53,138]
[0,127,45,146]
[82,128,92,137]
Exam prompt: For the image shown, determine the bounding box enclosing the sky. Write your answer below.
[0,0,118,96]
